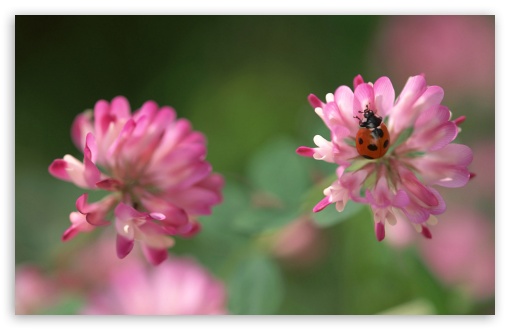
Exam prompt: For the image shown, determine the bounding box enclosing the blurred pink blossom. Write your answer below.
[55,232,143,292]
[15,265,60,314]
[272,216,327,268]
[373,16,494,105]
[82,257,227,315]
[298,74,472,241]
[49,96,223,264]
[418,207,495,300]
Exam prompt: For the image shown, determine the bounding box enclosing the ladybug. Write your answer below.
[354,105,390,159]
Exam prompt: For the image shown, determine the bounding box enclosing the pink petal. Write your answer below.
[75,193,89,214]
[375,222,385,241]
[96,178,122,191]
[195,172,225,192]
[106,118,136,158]
[158,106,177,123]
[178,221,201,238]
[393,190,410,208]
[81,133,101,187]
[340,166,373,200]
[389,75,428,135]
[62,226,79,241]
[141,195,188,227]
[115,203,145,222]
[308,94,323,108]
[433,144,474,166]
[401,202,430,224]
[84,133,97,163]
[413,85,444,114]
[333,86,358,136]
[399,105,457,152]
[397,75,427,105]
[373,76,395,117]
[133,100,158,123]
[453,116,466,126]
[76,194,113,226]
[93,99,111,138]
[421,225,432,239]
[366,176,393,208]
[403,174,439,207]
[334,86,354,115]
[71,111,93,151]
[116,234,135,259]
[149,119,193,164]
[165,187,222,216]
[296,146,315,157]
[172,162,213,190]
[83,155,101,188]
[313,196,331,213]
[410,144,473,187]
[353,74,364,89]
[62,212,95,241]
[48,159,71,181]
[110,96,131,119]
[427,188,446,215]
[61,155,95,188]
[353,83,375,116]
[141,245,168,266]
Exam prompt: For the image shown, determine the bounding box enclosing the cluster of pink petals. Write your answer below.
[49,96,223,265]
[81,257,227,315]
[297,74,473,241]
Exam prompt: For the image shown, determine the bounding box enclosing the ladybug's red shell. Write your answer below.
[355,123,390,159]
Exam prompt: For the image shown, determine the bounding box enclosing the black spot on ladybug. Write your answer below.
[363,155,374,159]
[383,140,389,149]
[358,138,363,145]
[368,144,378,151]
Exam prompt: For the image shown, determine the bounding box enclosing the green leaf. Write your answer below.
[247,137,310,208]
[39,295,85,315]
[227,254,284,315]
[232,207,300,235]
[202,180,251,231]
[311,201,365,228]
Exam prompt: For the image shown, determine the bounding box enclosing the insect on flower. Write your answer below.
[353,105,390,159]
[297,74,473,241]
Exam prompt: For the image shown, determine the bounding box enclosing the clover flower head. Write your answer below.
[49,96,223,265]
[297,74,473,241]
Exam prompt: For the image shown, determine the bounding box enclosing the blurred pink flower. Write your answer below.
[15,265,60,314]
[418,207,495,300]
[82,257,227,315]
[49,96,223,265]
[272,216,327,268]
[373,16,494,105]
[384,217,416,249]
[55,232,143,292]
[297,74,472,241]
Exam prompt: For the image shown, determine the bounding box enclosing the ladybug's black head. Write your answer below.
[363,109,375,119]
[355,105,382,129]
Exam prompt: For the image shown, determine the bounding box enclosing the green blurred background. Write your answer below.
[15,15,495,315]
